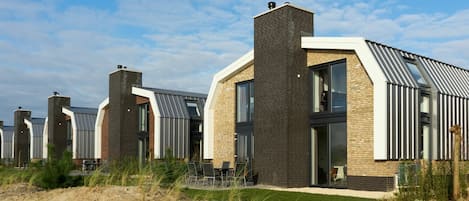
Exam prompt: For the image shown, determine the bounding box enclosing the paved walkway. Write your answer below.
[252,185,395,200]
[186,183,395,200]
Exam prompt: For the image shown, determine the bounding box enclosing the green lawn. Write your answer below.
[182,188,375,201]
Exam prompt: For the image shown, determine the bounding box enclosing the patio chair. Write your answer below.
[186,162,199,185]
[202,162,220,187]
[231,162,247,187]
[220,161,230,186]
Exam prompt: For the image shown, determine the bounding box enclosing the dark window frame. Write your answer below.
[235,79,254,125]
[403,57,429,87]
[309,59,347,119]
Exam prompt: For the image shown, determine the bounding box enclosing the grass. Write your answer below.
[182,188,375,201]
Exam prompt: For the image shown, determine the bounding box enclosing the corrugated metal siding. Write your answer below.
[1,126,14,159]
[69,107,97,159]
[31,118,45,159]
[367,40,469,160]
[367,40,469,98]
[437,94,469,160]
[75,113,96,159]
[387,84,419,160]
[367,41,418,88]
[144,87,206,159]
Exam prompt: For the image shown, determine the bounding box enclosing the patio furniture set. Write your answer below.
[186,161,248,187]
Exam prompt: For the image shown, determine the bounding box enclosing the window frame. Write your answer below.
[235,79,254,125]
[310,59,347,117]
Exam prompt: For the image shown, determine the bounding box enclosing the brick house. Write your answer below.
[94,67,206,164]
[203,3,469,191]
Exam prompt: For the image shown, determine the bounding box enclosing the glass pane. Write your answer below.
[330,122,347,187]
[249,82,254,122]
[237,83,249,122]
[420,95,430,113]
[312,69,329,112]
[315,126,328,185]
[331,62,346,112]
[186,102,200,117]
[138,104,148,132]
[406,62,427,85]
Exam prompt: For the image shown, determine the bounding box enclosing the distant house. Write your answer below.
[204,3,469,191]
[95,68,206,164]
[43,94,97,162]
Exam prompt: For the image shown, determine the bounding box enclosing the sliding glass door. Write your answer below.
[311,123,347,187]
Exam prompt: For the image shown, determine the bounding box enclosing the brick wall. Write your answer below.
[307,50,399,178]
[212,64,254,168]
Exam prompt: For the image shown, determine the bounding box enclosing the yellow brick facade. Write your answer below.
[307,50,399,177]
[212,64,254,168]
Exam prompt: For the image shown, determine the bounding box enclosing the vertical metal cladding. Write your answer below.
[30,118,45,159]
[387,84,419,160]
[143,87,206,159]
[65,107,97,159]
[367,40,469,160]
[1,126,14,159]
[437,94,469,160]
[74,109,97,159]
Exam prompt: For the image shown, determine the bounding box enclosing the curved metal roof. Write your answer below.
[141,87,207,119]
[367,40,469,98]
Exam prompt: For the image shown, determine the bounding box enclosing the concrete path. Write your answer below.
[252,185,395,200]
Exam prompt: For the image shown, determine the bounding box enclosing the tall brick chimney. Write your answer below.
[14,108,31,166]
[107,66,142,161]
[47,93,71,159]
[253,3,314,187]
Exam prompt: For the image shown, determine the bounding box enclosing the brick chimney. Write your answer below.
[107,66,142,161]
[47,93,71,159]
[253,3,313,187]
[14,108,31,166]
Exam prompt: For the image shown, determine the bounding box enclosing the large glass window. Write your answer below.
[311,122,347,187]
[331,62,347,112]
[236,81,254,123]
[312,60,346,113]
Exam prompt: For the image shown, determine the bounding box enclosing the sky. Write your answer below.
[1,0,469,125]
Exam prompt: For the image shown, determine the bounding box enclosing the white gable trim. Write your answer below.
[94,98,108,159]
[302,37,389,160]
[203,50,254,159]
[132,87,161,159]
[62,107,77,159]
[23,119,34,159]
[42,118,48,159]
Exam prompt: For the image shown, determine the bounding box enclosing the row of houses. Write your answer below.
[1,3,468,191]
[0,67,207,167]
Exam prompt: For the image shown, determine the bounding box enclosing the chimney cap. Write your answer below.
[18,106,22,109]
[268,2,276,9]
[53,91,60,96]
[117,64,123,69]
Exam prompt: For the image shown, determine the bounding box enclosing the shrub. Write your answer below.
[33,145,83,189]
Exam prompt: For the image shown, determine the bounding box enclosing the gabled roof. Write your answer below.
[67,106,98,115]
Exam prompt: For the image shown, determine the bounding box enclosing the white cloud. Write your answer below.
[0,0,468,124]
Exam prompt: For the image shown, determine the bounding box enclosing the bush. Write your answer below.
[393,161,468,201]
[33,145,83,189]
[152,149,187,186]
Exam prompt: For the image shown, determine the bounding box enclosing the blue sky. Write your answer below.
[0,0,468,125]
